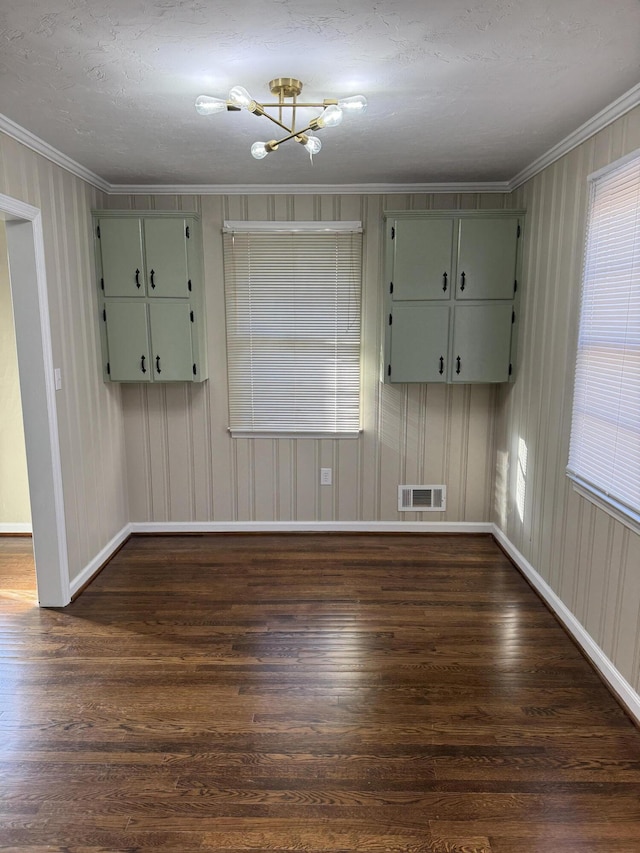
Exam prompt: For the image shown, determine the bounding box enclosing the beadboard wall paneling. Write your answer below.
[104,191,510,523]
[0,220,30,525]
[0,131,129,585]
[495,104,640,693]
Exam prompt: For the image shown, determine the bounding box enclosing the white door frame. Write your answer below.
[1,192,70,606]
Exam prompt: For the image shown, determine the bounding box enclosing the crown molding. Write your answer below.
[509,81,640,190]
[2,81,639,197]
[0,113,110,193]
[105,181,512,195]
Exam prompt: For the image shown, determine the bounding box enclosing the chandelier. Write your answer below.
[195,77,367,160]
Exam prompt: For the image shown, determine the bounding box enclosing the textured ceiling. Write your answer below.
[0,0,639,187]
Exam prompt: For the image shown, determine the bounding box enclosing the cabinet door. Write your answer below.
[144,218,190,298]
[456,218,519,300]
[388,305,449,382]
[99,219,145,297]
[149,303,194,381]
[392,219,454,300]
[104,301,150,381]
[451,304,513,383]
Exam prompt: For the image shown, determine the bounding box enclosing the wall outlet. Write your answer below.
[320,467,332,486]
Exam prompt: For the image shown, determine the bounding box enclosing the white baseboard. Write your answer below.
[129,520,494,534]
[69,523,132,597]
[492,524,640,726]
[0,522,32,534]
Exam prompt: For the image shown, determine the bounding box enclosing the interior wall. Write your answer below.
[495,105,640,693]
[104,191,511,523]
[0,220,30,526]
[0,132,129,586]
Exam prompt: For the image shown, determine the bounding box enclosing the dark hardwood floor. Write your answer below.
[1,533,640,852]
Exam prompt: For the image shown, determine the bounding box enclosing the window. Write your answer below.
[567,149,640,527]
[223,221,362,437]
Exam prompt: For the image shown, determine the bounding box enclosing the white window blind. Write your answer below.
[567,150,640,523]
[223,222,362,437]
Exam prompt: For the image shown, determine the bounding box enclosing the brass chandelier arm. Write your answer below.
[259,100,338,108]
[255,108,295,135]
[253,103,340,138]
[252,104,329,138]
[269,122,319,148]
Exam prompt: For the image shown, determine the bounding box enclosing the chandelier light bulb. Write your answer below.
[195,95,228,116]
[229,85,254,109]
[337,95,367,114]
[250,141,269,160]
[318,104,344,128]
[304,136,322,155]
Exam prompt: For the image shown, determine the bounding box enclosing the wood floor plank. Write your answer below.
[1,532,639,851]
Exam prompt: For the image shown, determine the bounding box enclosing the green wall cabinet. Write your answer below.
[148,303,195,381]
[102,301,150,381]
[456,218,520,300]
[392,218,454,300]
[98,218,145,297]
[93,211,208,383]
[451,303,514,383]
[384,211,524,384]
[388,305,450,382]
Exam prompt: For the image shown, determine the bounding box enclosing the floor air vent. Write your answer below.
[398,485,446,511]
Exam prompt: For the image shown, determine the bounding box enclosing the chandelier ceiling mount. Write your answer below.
[195,77,367,161]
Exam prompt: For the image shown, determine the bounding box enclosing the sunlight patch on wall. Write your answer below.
[494,449,509,529]
[516,436,528,523]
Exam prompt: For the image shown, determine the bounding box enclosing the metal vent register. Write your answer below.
[398,485,446,511]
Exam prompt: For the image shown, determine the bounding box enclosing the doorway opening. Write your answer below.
[0,194,69,607]
[0,219,35,598]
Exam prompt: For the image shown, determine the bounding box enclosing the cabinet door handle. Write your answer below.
[156,355,161,374]
[456,356,461,375]
[150,269,155,289]
[140,355,147,374]
[439,356,444,375]
[460,271,466,291]
[135,268,141,288]
[442,272,448,292]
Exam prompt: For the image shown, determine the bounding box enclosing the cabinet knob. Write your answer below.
[442,272,448,292]
[150,269,155,289]
[140,355,146,374]
[456,356,461,375]
[135,269,141,288]
[156,355,162,374]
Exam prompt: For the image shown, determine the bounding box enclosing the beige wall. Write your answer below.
[495,105,640,693]
[0,220,30,525]
[104,191,512,523]
[0,132,129,585]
